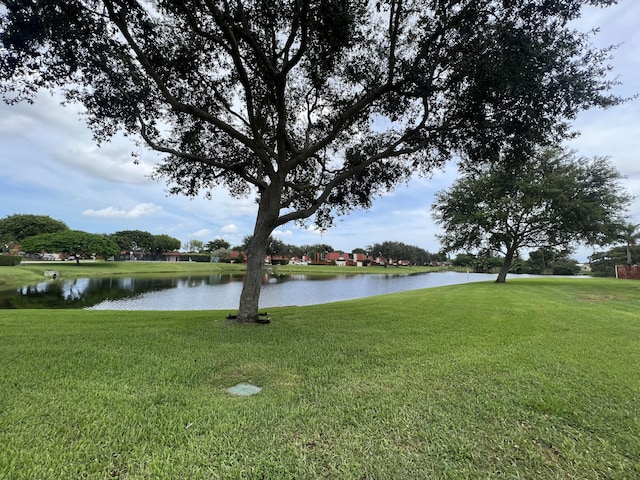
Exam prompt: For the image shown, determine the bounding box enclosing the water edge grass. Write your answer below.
[1,277,639,478]
[1,261,440,291]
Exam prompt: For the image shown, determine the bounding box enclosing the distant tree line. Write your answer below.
[2,214,444,265]
[180,236,444,265]
[367,241,446,265]
[450,249,583,276]
[450,230,640,278]
[0,214,181,262]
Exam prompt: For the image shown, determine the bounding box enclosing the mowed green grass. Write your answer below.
[1,278,639,479]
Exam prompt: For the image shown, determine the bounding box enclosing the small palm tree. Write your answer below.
[619,223,640,265]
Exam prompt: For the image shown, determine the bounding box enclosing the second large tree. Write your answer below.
[432,149,631,282]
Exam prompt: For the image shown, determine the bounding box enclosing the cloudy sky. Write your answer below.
[1,2,638,262]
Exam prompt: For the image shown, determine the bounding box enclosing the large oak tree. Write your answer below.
[0,0,622,321]
[432,148,632,282]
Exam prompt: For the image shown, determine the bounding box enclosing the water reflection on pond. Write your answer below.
[3,271,508,310]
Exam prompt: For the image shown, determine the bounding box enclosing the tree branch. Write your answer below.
[103,0,261,159]
[137,117,266,189]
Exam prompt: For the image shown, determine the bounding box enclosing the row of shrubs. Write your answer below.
[0,255,22,266]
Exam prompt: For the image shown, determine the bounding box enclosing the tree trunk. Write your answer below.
[233,186,280,323]
[495,242,518,283]
[235,237,268,323]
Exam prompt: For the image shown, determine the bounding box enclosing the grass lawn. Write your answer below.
[1,277,639,479]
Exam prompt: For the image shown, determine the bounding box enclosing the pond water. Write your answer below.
[2,271,545,310]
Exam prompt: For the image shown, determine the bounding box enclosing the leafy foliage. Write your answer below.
[590,223,640,276]
[432,148,632,281]
[525,248,560,275]
[239,235,292,256]
[20,230,121,260]
[451,252,504,273]
[291,243,331,261]
[0,214,68,246]
[525,248,579,275]
[151,234,181,253]
[0,255,22,266]
[107,230,181,254]
[590,247,640,277]
[108,230,156,253]
[183,239,204,253]
[205,238,231,252]
[368,241,443,265]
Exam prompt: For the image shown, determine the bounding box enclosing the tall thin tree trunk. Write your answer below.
[236,238,268,323]
[496,242,518,283]
[233,186,280,323]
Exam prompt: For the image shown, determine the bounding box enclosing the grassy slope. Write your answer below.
[1,278,639,479]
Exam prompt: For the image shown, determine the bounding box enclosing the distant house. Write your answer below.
[313,251,411,267]
[230,251,247,263]
[162,251,184,262]
[322,252,344,266]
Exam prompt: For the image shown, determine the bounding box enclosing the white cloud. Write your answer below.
[83,203,162,218]
[220,224,239,233]
[273,229,293,238]
[391,207,430,219]
[305,225,325,236]
[55,140,157,185]
[190,228,211,238]
[221,196,258,216]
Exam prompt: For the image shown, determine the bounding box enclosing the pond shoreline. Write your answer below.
[2,269,586,310]
[1,260,442,291]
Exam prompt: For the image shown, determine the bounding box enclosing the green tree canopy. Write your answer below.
[451,253,477,269]
[1,1,623,321]
[368,241,442,265]
[525,248,559,275]
[590,223,640,276]
[205,239,231,252]
[20,230,120,263]
[108,230,156,253]
[183,239,205,253]
[590,246,640,277]
[298,244,334,261]
[151,234,181,254]
[0,214,69,246]
[451,252,504,273]
[432,148,632,282]
[239,235,290,256]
